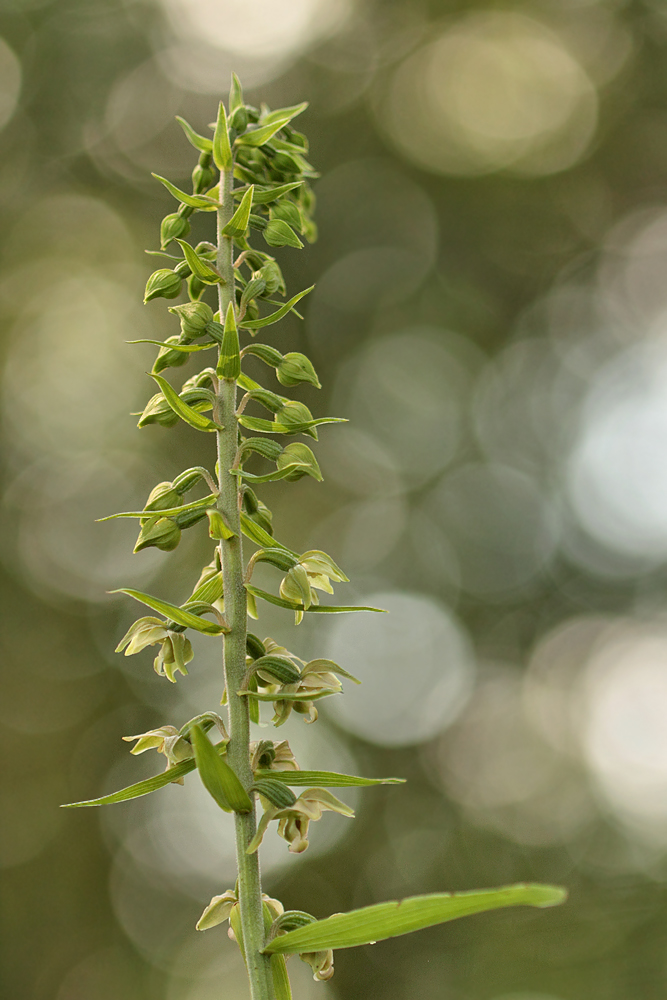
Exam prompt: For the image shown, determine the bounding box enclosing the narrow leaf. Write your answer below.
[240,182,302,205]
[222,186,254,239]
[175,116,213,153]
[174,239,221,284]
[239,286,314,330]
[217,302,241,380]
[110,588,225,635]
[240,513,297,555]
[150,373,223,432]
[246,585,386,616]
[191,724,252,813]
[264,885,568,955]
[262,102,308,126]
[152,173,216,210]
[213,101,233,170]
[62,759,197,807]
[237,118,291,148]
[229,72,244,113]
[238,416,344,436]
[253,770,405,788]
[62,739,231,807]
[97,494,216,521]
[127,339,216,354]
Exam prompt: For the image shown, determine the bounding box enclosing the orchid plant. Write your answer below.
[64,76,566,1000]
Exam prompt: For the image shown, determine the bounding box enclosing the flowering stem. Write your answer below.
[216,163,274,1000]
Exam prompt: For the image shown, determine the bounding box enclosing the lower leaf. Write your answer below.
[262,884,567,956]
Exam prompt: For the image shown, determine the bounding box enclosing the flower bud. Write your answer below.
[152,336,189,374]
[169,300,214,338]
[276,352,320,388]
[301,950,334,982]
[259,260,285,295]
[144,268,182,303]
[134,515,181,553]
[145,481,181,511]
[229,104,248,133]
[160,212,190,248]
[192,163,216,193]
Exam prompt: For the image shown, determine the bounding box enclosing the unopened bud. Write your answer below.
[229,105,248,133]
[144,268,182,303]
[192,163,216,193]
[169,300,213,338]
[145,481,181,511]
[259,260,285,295]
[276,352,320,388]
[160,212,190,248]
[134,515,181,553]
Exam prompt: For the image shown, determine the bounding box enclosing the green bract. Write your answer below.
[62,76,567,1000]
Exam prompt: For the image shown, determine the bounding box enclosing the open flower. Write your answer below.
[115,616,193,682]
[247,788,354,855]
[279,550,348,623]
[249,739,300,772]
[247,638,359,726]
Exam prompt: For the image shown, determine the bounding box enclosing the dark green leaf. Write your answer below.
[191,725,252,813]
[263,885,568,955]
[239,689,340,703]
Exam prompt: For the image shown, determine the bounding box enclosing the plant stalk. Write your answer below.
[216,162,275,1000]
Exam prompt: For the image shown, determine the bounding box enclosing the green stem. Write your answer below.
[216,162,274,1000]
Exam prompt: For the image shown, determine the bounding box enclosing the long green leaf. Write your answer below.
[62,759,197,807]
[253,770,405,788]
[110,588,225,635]
[191,725,252,813]
[97,494,216,521]
[150,374,223,432]
[174,239,221,283]
[240,513,297,555]
[263,885,568,955]
[62,740,231,808]
[239,286,314,330]
[246,585,386,616]
[152,173,216,210]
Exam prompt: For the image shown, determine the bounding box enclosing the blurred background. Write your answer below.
[2,0,667,997]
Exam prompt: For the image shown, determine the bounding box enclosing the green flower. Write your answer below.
[115,617,194,682]
[247,788,354,855]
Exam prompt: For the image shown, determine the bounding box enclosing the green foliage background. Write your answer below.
[2,1,667,999]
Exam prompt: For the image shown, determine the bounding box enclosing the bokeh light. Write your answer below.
[325,591,474,746]
[376,12,598,176]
